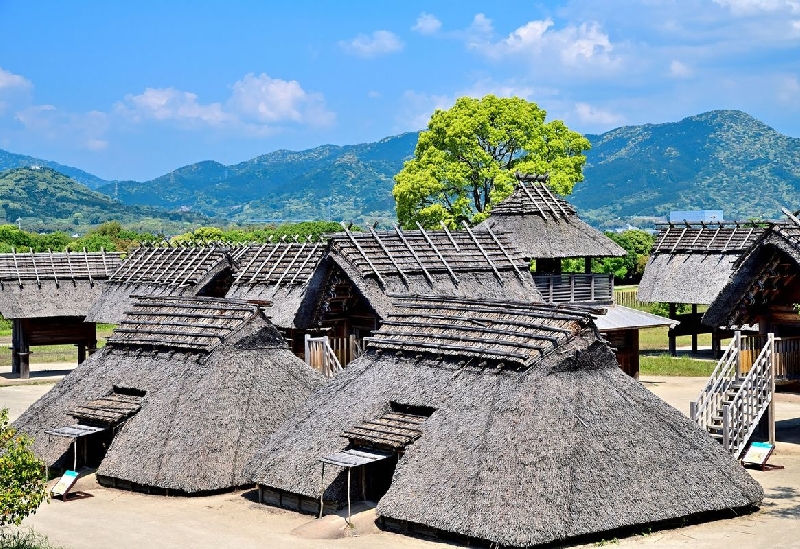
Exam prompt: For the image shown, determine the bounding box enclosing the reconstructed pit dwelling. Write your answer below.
[247,297,762,547]
[14,295,323,494]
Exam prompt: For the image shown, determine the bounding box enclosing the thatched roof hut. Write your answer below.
[704,219,800,329]
[0,249,122,319]
[15,295,323,494]
[639,222,765,305]
[247,297,762,547]
[305,225,540,331]
[225,238,327,330]
[475,173,626,260]
[86,245,235,324]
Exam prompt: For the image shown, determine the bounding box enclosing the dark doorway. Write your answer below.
[360,454,399,502]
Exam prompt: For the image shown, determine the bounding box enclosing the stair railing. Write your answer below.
[690,334,740,431]
[721,333,774,457]
[304,334,343,378]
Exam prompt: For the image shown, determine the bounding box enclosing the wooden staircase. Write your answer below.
[690,332,776,457]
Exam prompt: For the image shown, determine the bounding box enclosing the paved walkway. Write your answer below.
[7,375,800,549]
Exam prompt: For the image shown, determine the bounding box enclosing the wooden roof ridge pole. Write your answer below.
[122,246,161,283]
[539,182,571,218]
[482,224,526,282]
[261,238,294,283]
[65,248,76,285]
[246,238,280,284]
[83,247,94,287]
[393,225,434,286]
[29,248,41,289]
[48,249,59,289]
[439,221,461,252]
[340,221,387,287]
[781,207,800,229]
[387,313,572,334]
[529,182,560,220]
[289,240,321,285]
[234,242,269,284]
[416,222,459,284]
[100,248,110,277]
[461,221,502,280]
[179,246,218,287]
[670,227,688,253]
[152,246,188,285]
[380,319,561,343]
[273,238,309,290]
[11,248,22,288]
[518,181,546,218]
[133,245,173,285]
[369,227,410,286]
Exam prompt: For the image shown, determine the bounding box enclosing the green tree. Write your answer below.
[393,95,591,228]
[595,230,654,282]
[0,408,48,526]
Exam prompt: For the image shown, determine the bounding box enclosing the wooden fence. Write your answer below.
[613,287,646,309]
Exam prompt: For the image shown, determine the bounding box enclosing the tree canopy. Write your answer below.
[1,408,48,526]
[393,95,591,228]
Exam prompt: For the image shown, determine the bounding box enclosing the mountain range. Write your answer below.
[2,109,799,229]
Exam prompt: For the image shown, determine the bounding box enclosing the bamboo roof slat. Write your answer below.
[461,221,502,281]
[370,227,410,285]
[415,222,459,284]
[439,221,460,252]
[340,222,387,287]
[393,225,434,286]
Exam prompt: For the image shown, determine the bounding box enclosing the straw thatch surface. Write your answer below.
[475,180,625,259]
[704,223,800,327]
[0,250,122,318]
[248,297,761,547]
[86,246,233,324]
[226,240,327,329]
[15,295,323,493]
[639,223,766,305]
[307,228,540,326]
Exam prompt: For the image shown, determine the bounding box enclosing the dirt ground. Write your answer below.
[6,374,800,549]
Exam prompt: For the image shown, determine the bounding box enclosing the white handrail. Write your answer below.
[691,336,739,430]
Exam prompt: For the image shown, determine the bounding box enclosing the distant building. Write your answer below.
[669,210,723,223]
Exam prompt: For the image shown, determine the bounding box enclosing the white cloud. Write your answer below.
[669,60,692,78]
[412,13,441,35]
[116,74,335,131]
[339,30,404,58]
[777,75,800,106]
[397,90,454,131]
[367,90,381,98]
[15,105,109,151]
[0,67,32,91]
[713,0,800,14]
[573,102,625,125]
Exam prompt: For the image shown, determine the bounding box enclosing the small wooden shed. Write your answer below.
[14,295,323,494]
[0,249,123,378]
[247,296,762,547]
[639,222,765,355]
[86,245,235,324]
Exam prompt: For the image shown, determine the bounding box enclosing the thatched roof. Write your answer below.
[305,226,540,327]
[475,174,626,259]
[15,295,323,494]
[0,249,123,318]
[639,222,766,305]
[225,239,327,329]
[704,220,800,327]
[247,297,761,547]
[86,245,234,324]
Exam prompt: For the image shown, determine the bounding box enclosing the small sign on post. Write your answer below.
[51,470,79,500]
[742,442,784,471]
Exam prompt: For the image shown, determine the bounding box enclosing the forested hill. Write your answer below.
[98,132,419,226]
[0,167,207,234]
[572,110,800,228]
[0,149,109,189]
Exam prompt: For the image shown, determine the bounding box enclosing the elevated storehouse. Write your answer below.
[15,295,323,494]
[86,245,235,324]
[0,249,123,378]
[639,222,765,355]
[247,297,762,547]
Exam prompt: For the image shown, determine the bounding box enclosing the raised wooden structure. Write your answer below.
[0,249,122,379]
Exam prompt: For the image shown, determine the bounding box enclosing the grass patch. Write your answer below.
[639,326,723,351]
[0,529,67,549]
[640,354,716,377]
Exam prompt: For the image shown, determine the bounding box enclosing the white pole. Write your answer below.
[347,467,351,525]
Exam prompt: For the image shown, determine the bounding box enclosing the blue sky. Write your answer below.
[1,0,799,181]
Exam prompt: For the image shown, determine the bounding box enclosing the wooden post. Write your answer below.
[769,333,776,446]
[347,467,352,525]
[73,439,77,471]
[722,405,730,453]
[77,344,86,364]
[258,485,263,504]
[361,465,366,502]
[318,463,325,519]
[691,304,698,355]
[735,330,742,378]
[584,256,592,274]
[18,352,30,380]
[668,303,677,357]
[690,400,697,422]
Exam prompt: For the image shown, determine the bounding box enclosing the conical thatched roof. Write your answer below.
[248,297,762,547]
[302,226,540,328]
[225,239,327,329]
[476,174,625,260]
[0,250,122,318]
[15,296,323,494]
[86,245,235,323]
[639,222,766,305]
[704,220,800,327]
